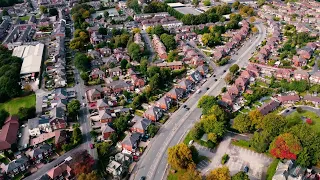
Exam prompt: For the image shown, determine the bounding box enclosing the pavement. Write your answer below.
[131,21,267,180]
[141,30,155,62]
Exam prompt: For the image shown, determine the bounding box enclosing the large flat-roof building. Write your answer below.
[12,43,44,79]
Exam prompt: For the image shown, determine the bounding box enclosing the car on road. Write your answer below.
[285,110,289,113]
[196,89,201,94]
[182,105,187,108]
[186,107,190,110]
[206,87,209,90]
[90,143,94,149]
[292,106,296,109]
[140,176,146,180]
[223,70,227,72]
[244,166,249,173]
[213,75,216,77]
[214,79,217,81]
[82,96,85,99]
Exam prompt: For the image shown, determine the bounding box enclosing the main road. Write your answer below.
[131,21,267,180]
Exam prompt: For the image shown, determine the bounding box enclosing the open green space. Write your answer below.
[0,94,36,115]
[19,16,30,21]
[266,159,280,180]
[286,110,320,132]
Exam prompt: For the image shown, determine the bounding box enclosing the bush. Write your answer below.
[296,107,303,113]
[221,154,229,164]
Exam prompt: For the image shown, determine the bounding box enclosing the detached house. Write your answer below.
[27,144,53,164]
[86,88,102,102]
[235,77,249,91]
[292,55,307,67]
[98,110,113,123]
[221,92,235,106]
[131,118,152,134]
[144,106,163,122]
[188,70,203,83]
[101,124,115,140]
[176,79,194,92]
[90,68,105,79]
[96,99,109,110]
[166,87,184,100]
[28,116,51,136]
[196,65,209,76]
[155,96,172,111]
[121,133,140,152]
[3,155,29,178]
[259,100,281,115]
[310,72,320,84]
[46,161,73,180]
[276,69,291,81]
[0,116,19,151]
[277,94,300,104]
[49,107,66,130]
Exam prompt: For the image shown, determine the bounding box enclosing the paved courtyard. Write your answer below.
[194,137,273,180]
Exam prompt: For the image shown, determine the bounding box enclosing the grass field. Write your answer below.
[0,94,36,115]
[266,159,280,180]
[286,110,320,132]
[19,16,30,21]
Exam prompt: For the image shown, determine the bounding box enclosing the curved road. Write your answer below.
[131,21,267,180]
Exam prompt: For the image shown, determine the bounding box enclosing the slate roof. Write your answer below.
[4,155,29,172]
[122,133,140,147]
[132,118,152,132]
[28,116,50,129]
[101,124,115,133]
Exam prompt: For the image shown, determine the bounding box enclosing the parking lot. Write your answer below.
[194,137,273,180]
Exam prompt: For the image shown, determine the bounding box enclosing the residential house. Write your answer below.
[54,130,67,148]
[292,55,307,67]
[109,67,122,77]
[49,107,66,130]
[0,116,19,151]
[27,144,53,164]
[156,61,183,70]
[101,124,115,140]
[259,100,281,115]
[53,88,68,100]
[196,65,209,76]
[121,133,140,152]
[144,106,163,121]
[152,35,167,59]
[235,77,249,91]
[240,70,253,80]
[132,76,145,88]
[131,118,152,134]
[166,87,184,100]
[293,70,309,81]
[28,116,51,136]
[228,84,242,96]
[96,99,109,110]
[2,155,29,178]
[86,88,102,102]
[50,99,67,110]
[309,72,320,84]
[46,161,73,180]
[272,160,306,180]
[275,69,291,81]
[104,80,134,94]
[106,160,126,178]
[297,47,313,59]
[98,110,113,123]
[277,94,300,104]
[221,92,236,106]
[176,79,194,92]
[155,96,172,110]
[90,68,105,79]
[188,70,203,83]
[304,95,320,107]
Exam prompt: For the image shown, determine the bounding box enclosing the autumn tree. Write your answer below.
[270,133,302,160]
[249,16,256,23]
[232,1,240,9]
[232,114,252,133]
[168,143,195,170]
[251,27,258,34]
[70,150,95,175]
[208,133,217,143]
[178,169,202,180]
[248,110,263,129]
[207,166,231,180]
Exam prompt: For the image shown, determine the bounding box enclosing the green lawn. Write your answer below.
[19,16,30,21]
[286,110,320,132]
[266,159,280,180]
[168,169,185,180]
[0,94,36,115]
[231,139,254,150]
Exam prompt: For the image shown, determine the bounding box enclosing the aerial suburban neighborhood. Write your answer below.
[0,0,319,179]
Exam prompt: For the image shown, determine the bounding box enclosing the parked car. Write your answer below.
[189,140,194,146]
[243,166,249,173]
[90,143,94,149]
[140,176,146,180]
[183,105,187,108]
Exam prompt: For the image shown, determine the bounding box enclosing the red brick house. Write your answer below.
[47,161,73,180]
[258,100,281,115]
[155,96,172,110]
[156,61,183,70]
[310,72,320,84]
[292,55,307,67]
[166,87,184,100]
[90,68,105,79]
[275,69,292,81]
[131,118,152,134]
[99,110,112,123]
[297,47,313,59]
[235,77,249,91]
[240,70,253,79]
[101,124,115,140]
[0,116,19,151]
[294,70,309,81]
[132,76,145,88]
[277,94,300,104]
[87,88,102,102]
[228,84,242,96]
[221,92,235,106]
[104,80,134,94]
[246,64,260,77]
[96,99,109,110]
[121,133,140,152]
[144,106,163,122]
[196,65,209,76]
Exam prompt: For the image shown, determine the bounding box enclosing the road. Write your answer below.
[141,30,155,62]
[131,21,267,180]
[280,105,320,116]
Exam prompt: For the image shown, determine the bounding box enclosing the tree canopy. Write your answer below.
[231,171,249,180]
[232,114,252,133]
[128,43,142,62]
[74,53,91,72]
[160,34,176,51]
[207,166,231,180]
[270,133,302,160]
[67,100,81,120]
[168,143,195,170]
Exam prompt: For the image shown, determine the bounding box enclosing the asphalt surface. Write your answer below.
[131,21,267,180]
[141,30,155,62]
[280,105,320,116]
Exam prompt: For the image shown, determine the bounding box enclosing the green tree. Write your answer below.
[178,169,202,180]
[250,131,272,153]
[140,58,148,75]
[192,0,200,7]
[232,171,249,180]
[80,72,89,82]
[74,53,91,72]
[96,142,112,157]
[208,133,217,143]
[78,171,99,180]
[147,124,159,137]
[197,95,217,114]
[0,109,9,128]
[110,133,118,144]
[40,6,47,14]
[248,110,263,129]
[262,114,287,138]
[229,64,239,74]
[168,143,195,170]
[207,105,229,123]
[190,122,204,139]
[201,115,225,137]
[72,127,82,145]
[152,25,166,36]
[120,59,128,69]
[232,1,240,9]
[128,43,142,62]
[149,74,161,90]
[232,114,252,133]
[17,107,36,122]
[160,34,176,51]
[67,100,81,119]
[104,11,109,19]
[167,50,179,62]
[48,8,58,16]
[113,115,129,133]
[203,0,211,6]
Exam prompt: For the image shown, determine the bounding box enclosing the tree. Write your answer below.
[104,11,109,19]
[98,28,108,35]
[128,43,142,61]
[0,109,9,128]
[17,107,36,122]
[178,169,202,180]
[147,124,159,137]
[203,0,211,6]
[67,100,81,119]
[201,115,225,137]
[296,107,303,113]
[202,33,213,47]
[197,95,217,114]
[232,1,240,9]
[152,25,166,36]
[168,143,195,170]
[160,34,176,51]
[232,114,252,133]
[208,133,217,143]
[270,133,302,160]
[251,27,258,34]
[190,122,204,140]
[132,28,141,34]
[192,0,200,7]
[229,64,239,74]
[167,50,179,62]
[249,16,256,23]
[80,72,89,82]
[262,114,287,138]
[49,8,58,16]
[40,6,47,14]
[257,0,266,6]
[90,130,99,139]
[120,59,128,69]
[140,58,148,75]
[207,166,231,180]
[96,142,112,157]
[224,73,233,84]
[110,133,118,144]
[78,171,99,180]
[250,131,271,153]
[149,74,161,90]
[74,53,91,72]
[72,127,82,145]
[232,171,249,180]
[248,110,263,129]
[207,105,229,123]
[71,150,94,175]
[113,115,129,133]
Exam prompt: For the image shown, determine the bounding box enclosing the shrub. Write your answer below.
[221,154,229,164]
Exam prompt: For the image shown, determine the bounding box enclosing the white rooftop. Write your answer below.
[12,43,44,75]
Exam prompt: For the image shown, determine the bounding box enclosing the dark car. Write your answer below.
[82,96,85,99]
[140,176,146,180]
[292,106,296,109]
[206,87,209,90]
[215,79,217,81]
[243,166,249,173]
[186,107,190,110]
[223,70,227,72]
[285,110,289,113]
[182,105,187,108]
[213,75,216,77]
